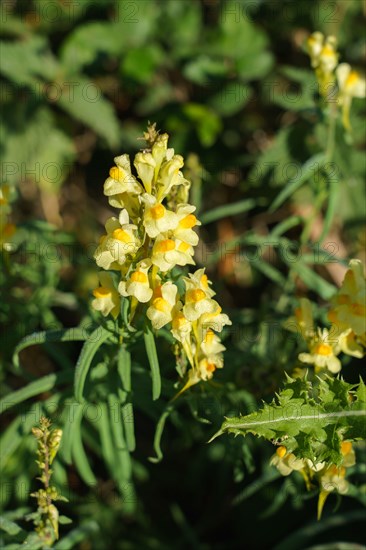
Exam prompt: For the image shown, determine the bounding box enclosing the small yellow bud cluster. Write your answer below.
[0,183,16,250]
[306,32,366,130]
[92,126,231,386]
[31,417,66,544]
[286,260,365,374]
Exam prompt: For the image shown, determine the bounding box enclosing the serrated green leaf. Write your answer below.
[211,376,366,466]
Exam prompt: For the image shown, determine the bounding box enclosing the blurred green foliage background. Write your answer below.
[1,0,365,548]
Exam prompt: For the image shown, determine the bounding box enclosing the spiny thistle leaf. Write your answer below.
[210,376,366,467]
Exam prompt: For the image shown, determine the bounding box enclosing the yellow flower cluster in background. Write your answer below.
[286,259,365,374]
[0,184,16,250]
[92,126,231,387]
[270,440,356,518]
[306,32,366,130]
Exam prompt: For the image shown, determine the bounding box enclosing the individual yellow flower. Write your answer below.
[197,356,223,381]
[156,154,187,201]
[147,281,178,329]
[198,304,232,333]
[182,269,220,321]
[171,306,192,343]
[134,152,156,194]
[318,36,338,74]
[340,441,356,468]
[336,63,366,131]
[298,328,341,373]
[183,289,217,322]
[118,260,153,303]
[141,194,178,238]
[319,464,349,495]
[104,154,142,202]
[92,272,120,319]
[338,328,365,358]
[151,133,169,180]
[270,446,305,476]
[285,297,315,341]
[328,259,366,336]
[306,32,338,97]
[94,209,140,270]
[200,329,226,356]
[151,237,195,272]
[172,204,201,246]
[307,32,324,68]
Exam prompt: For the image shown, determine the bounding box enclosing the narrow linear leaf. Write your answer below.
[107,395,136,510]
[0,371,72,414]
[13,328,88,369]
[270,216,303,238]
[118,346,131,392]
[319,165,341,244]
[95,402,115,471]
[72,424,97,486]
[252,259,287,286]
[200,199,255,225]
[119,392,136,452]
[61,402,83,465]
[53,520,99,550]
[144,325,161,401]
[289,262,336,300]
[74,327,111,403]
[149,405,174,463]
[269,153,326,212]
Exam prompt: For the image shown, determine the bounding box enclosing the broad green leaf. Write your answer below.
[1,106,75,190]
[270,153,326,212]
[74,327,111,403]
[60,22,125,71]
[209,84,252,116]
[182,104,222,147]
[57,76,120,149]
[143,325,161,401]
[13,328,88,369]
[0,516,23,536]
[0,36,57,86]
[200,199,255,225]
